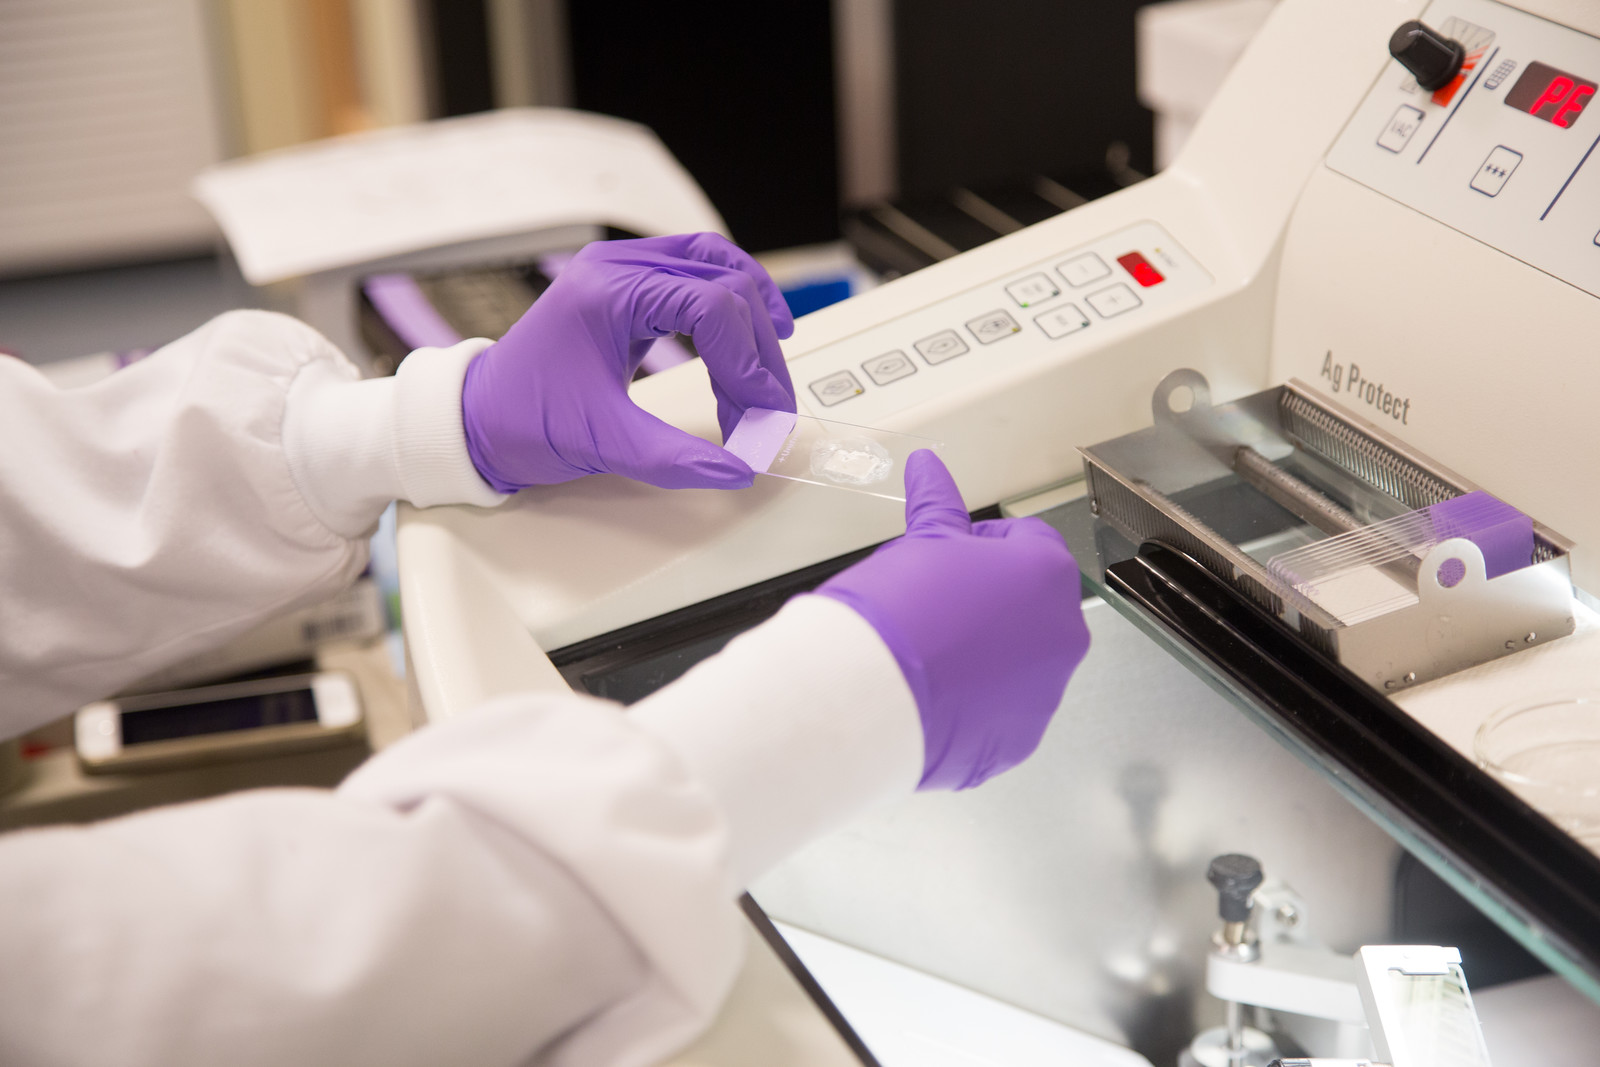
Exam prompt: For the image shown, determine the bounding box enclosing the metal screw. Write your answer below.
[1089,499,1100,516]
[1274,903,1301,929]
[1525,632,1537,644]
[1403,671,1417,684]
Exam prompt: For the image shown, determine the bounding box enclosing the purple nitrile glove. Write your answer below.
[815,451,1091,791]
[462,233,797,492]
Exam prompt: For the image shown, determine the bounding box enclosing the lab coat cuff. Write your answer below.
[284,339,503,539]
[627,596,924,889]
[393,338,506,511]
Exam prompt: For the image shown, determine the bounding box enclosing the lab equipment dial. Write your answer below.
[1389,19,1467,91]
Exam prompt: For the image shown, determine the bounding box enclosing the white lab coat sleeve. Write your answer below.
[279,331,504,536]
[0,309,501,735]
[0,597,923,1067]
[628,595,925,887]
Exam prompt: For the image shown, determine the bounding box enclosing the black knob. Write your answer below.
[1207,854,1264,923]
[1390,20,1466,92]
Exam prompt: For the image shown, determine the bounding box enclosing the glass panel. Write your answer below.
[1039,494,1600,1007]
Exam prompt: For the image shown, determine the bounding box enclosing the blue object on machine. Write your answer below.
[781,277,853,318]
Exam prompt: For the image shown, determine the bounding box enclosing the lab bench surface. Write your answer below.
[0,637,412,831]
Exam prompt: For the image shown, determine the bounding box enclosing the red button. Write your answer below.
[1117,251,1165,287]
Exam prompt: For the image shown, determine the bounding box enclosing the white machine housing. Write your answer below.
[399,0,1599,722]
[195,108,727,371]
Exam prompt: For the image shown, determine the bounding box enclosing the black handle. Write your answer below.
[1207,853,1264,923]
[1389,20,1466,92]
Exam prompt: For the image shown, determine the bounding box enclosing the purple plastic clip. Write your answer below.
[1427,491,1534,580]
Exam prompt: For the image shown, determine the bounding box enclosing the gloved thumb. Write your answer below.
[603,405,757,490]
[903,450,972,536]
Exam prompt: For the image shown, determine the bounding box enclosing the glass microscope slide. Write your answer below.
[724,408,943,502]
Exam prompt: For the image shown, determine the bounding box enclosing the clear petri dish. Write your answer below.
[1475,694,1600,845]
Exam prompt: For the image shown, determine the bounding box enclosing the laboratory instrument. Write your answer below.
[75,672,364,775]
[397,0,1600,1061]
[1189,853,1494,1066]
[194,109,728,374]
[1080,375,1575,692]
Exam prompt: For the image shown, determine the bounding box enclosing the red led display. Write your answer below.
[1117,251,1165,287]
[1504,60,1596,128]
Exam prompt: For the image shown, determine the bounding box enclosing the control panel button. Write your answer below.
[1034,304,1089,340]
[1087,283,1142,319]
[915,330,969,365]
[1057,252,1111,288]
[1470,145,1522,196]
[809,370,864,406]
[1117,251,1165,287]
[966,310,1021,344]
[1005,272,1061,308]
[862,350,917,385]
[1378,105,1425,152]
[1484,58,1517,91]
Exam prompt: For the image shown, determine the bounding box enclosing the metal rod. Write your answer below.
[1033,175,1088,211]
[1233,446,1421,584]
[869,204,960,260]
[1233,446,1365,537]
[1226,999,1245,1062]
[951,187,1024,235]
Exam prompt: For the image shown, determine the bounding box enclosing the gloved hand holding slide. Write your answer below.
[814,450,1090,789]
[461,233,796,493]
[723,407,943,501]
